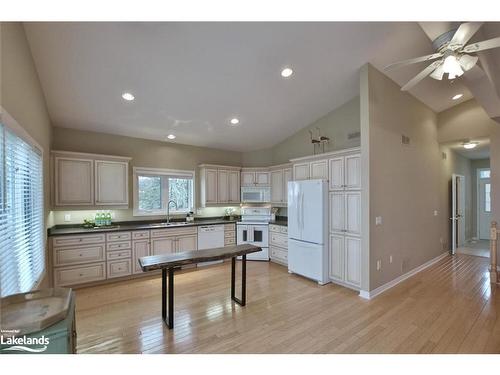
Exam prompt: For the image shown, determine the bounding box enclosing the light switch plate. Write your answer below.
[434,210,438,216]
[64,214,71,222]
[375,216,382,226]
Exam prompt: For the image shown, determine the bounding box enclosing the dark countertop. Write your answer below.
[48,217,239,237]
[269,217,288,227]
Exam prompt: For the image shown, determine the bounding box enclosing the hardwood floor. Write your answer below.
[74,254,500,353]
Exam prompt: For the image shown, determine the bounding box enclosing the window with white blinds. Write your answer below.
[0,122,44,297]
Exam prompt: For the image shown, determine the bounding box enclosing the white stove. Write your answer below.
[237,206,271,261]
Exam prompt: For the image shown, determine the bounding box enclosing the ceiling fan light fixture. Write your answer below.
[443,55,464,79]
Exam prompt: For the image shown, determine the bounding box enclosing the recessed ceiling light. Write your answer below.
[167,134,176,140]
[462,141,478,149]
[230,118,240,125]
[452,94,463,100]
[122,92,135,101]
[281,67,293,78]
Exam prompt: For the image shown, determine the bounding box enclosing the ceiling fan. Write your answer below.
[384,22,500,91]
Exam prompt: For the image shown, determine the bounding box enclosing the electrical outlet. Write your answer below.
[434,210,438,216]
[111,212,116,219]
[376,260,382,271]
[389,255,393,264]
[375,216,382,226]
[64,214,71,222]
[440,237,444,244]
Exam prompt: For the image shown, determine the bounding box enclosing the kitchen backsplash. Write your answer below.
[49,206,241,226]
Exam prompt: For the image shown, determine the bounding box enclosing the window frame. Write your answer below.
[132,166,195,216]
[0,108,45,297]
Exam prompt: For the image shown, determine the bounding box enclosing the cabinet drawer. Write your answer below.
[53,233,105,248]
[224,237,236,246]
[106,249,132,261]
[106,232,131,242]
[224,230,235,238]
[107,259,132,279]
[224,224,235,231]
[53,244,105,267]
[54,262,106,287]
[270,232,288,248]
[279,226,288,234]
[151,226,196,238]
[132,230,150,240]
[270,246,288,263]
[106,240,131,251]
[269,224,281,233]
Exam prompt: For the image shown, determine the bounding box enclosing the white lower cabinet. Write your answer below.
[151,237,176,255]
[132,237,150,274]
[329,235,361,288]
[54,262,106,287]
[269,224,288,265]
[107,259,132,278]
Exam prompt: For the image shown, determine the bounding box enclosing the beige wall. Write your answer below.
[242,97,360,166]
[1,22,54,287]
[363,64,446,291]
[51,126,243,223]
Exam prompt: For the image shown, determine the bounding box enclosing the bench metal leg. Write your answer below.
[231,255,246,306]
[162,267,174,329]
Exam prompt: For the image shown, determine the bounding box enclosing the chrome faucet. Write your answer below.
[166,200,178,224]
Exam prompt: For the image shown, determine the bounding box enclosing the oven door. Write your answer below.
[237,224,251,244]
[249,225,269,248]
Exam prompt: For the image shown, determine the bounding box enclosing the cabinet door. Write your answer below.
[132,240,150,274]
[228,171,240,203]
[329,235,344,282]
[271,170,284,203]
[151,237,175,256]
[310,160,328,180]
[255,172,270,186]
[329,157,344,190]
[293,163,310,181]
[329,192,345,233]
[241,172,255,186]
[205,169,218,204]
[345,154,361,190]
[176,234,198,252]
[345,237,361,287]
[217,170,229,203]
[95,160,129,205]
[283,168,292,204]
[55,157,94,206]
[345,192,361,236]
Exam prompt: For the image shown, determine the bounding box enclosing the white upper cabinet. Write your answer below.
[95,160,129,205]
[199,165,240,206]
[241,172,255,186]
[329,192,345,233]
[53,151,130,207]
[271,170,284,204]
[293,163,310,181]
[241,169,270,187]
[217,169,229,203]
[329,157,344,190]
[345,154,361,190]
[283,168,292,203]
[228,171,240,203]
[310,160,328,180]
[329,153,361,191]
[55,157,94,206]
[345,192,361,236]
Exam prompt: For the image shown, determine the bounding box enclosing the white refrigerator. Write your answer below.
[287,179,329,285]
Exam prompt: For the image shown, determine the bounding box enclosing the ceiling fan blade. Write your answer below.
[430,63,445,80]
[448,22,483,50]
[384,52,443,71]
[459,54,479,71]
[462,36,500,53]
[401,61,443,91]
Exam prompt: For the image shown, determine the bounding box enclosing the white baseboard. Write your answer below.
[358,251,450,300]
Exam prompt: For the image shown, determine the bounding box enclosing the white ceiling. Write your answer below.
[444,138,490,160]
[24,22,500,152]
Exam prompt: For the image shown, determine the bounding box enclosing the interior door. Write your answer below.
[451,174,466,254]
[479,171,492,240]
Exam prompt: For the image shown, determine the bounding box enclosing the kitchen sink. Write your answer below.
[148,222,190,227]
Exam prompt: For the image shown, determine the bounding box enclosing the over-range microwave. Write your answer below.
[241,186,271,203]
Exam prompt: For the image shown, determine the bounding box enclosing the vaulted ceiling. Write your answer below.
[24,22,500,152]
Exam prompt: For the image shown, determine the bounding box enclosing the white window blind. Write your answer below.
[0,123,44,297]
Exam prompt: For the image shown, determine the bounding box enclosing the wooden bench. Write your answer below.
[139,244,262,329]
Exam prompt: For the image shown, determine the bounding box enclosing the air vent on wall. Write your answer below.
[348,131,360,140]
[401,135,410,145]
[442,152,447,160]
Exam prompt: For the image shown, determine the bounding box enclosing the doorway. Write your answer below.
[451,174,466,254]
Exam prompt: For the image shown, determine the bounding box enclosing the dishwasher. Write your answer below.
[197,225,225,266]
